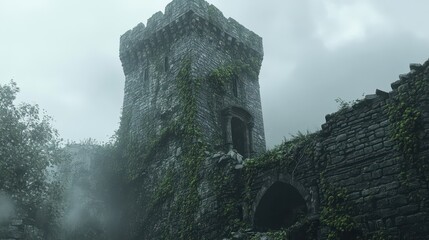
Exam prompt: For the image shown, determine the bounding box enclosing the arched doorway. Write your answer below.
[231,117,246,156]
[254,181,307,231]
[222,107,254,157]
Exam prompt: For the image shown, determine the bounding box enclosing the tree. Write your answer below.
[0,80,68,237]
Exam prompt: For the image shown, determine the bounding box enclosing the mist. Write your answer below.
[58,143,127,240]
[1,0,429,239]
[0,193,15,224]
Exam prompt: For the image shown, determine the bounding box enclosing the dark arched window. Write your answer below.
[223,107,254,157]
[231,117,246,156]
[254,182,307,231]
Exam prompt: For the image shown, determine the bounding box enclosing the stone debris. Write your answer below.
[213,149,245,167]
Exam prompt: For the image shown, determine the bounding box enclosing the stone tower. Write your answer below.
[118,0,265,238]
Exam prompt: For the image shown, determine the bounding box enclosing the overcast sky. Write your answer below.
[1,0,429,148]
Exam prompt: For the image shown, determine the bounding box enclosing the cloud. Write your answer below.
[314,0,388,50]
[1,0,429,148]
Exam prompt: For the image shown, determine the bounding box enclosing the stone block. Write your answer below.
[372,169,382,179]
[398,205,419,215]
[385,182,399,191]
[373,143,383,151]
[390,195,408,207]
[406,212,426,223]
[362,187,380,196]
[379,208,397,217]
[335,134,347,142]
[364,146,373,154]
[368,123,380,131]
[383,165,400,175]
[395,216,406,226]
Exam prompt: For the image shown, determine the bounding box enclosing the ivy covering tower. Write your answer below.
[118,0,266,238]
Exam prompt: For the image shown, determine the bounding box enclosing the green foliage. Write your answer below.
[367,228,392,240]
[210,163,245,237]
[145,57,208,239]
[0,80,69,237]
[250,230,288,240]
[207,59,261,94]
[152,168,174,206]
[387,74,428,182]
[320,175,359,240]
[244,131,316,171]
[335,97,361,111]
[248,218,318,240]
[175,58,207,239]
[388,103,421,158]
[207,65,233,93]
[243,132,314,222]
[239,131,318,238]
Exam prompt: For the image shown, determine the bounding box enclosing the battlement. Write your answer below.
[120,0,263,61]
[322,58,429,128]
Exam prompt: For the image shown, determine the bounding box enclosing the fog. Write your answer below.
[1,0,429,239]
[57,143,127,240]
[1,0,428,148]
[0,192,15,224]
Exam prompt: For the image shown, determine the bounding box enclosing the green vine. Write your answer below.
[174,57,207,239]
[207,59,261,94]
[388,100,421,158]
[244,131,316,171]
[240,132,318,238]
[128,57,208,239]
[211,162,245,237]
[152,168,174,207]
[366,228,391,240]
[387,71,428,183]
[319,176,360,240]
[248,218,318,240]
[243,131,316,220]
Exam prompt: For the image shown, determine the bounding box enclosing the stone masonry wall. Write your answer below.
[119,0,265,157]
[316,60,429,238]
[118,0,266,239]
[118,0,429,238]
[240,60,429,239]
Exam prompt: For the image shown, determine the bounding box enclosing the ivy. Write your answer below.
[244,131,316,172]
[123,122,179,181]
[118,57,208,239]
[247,218,318,240]
[207,59,261,94]
[320,174,360,240]
[152,168,174,207]
[239,131,318,238]
[388,98,421,158]
[210,162,245,237]
[174,57,208,239]
[387,72,428,183]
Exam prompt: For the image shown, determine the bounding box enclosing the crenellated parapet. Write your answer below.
[120,0,263,71]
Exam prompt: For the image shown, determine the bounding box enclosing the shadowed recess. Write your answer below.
[254,181,307,231]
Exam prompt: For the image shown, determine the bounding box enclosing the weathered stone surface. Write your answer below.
[116,0,429,239]
[118,0,266,238]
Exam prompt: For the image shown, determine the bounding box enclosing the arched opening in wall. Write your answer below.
[254,181,307,231]
[223,106,254,157]
[231,117,246,156]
